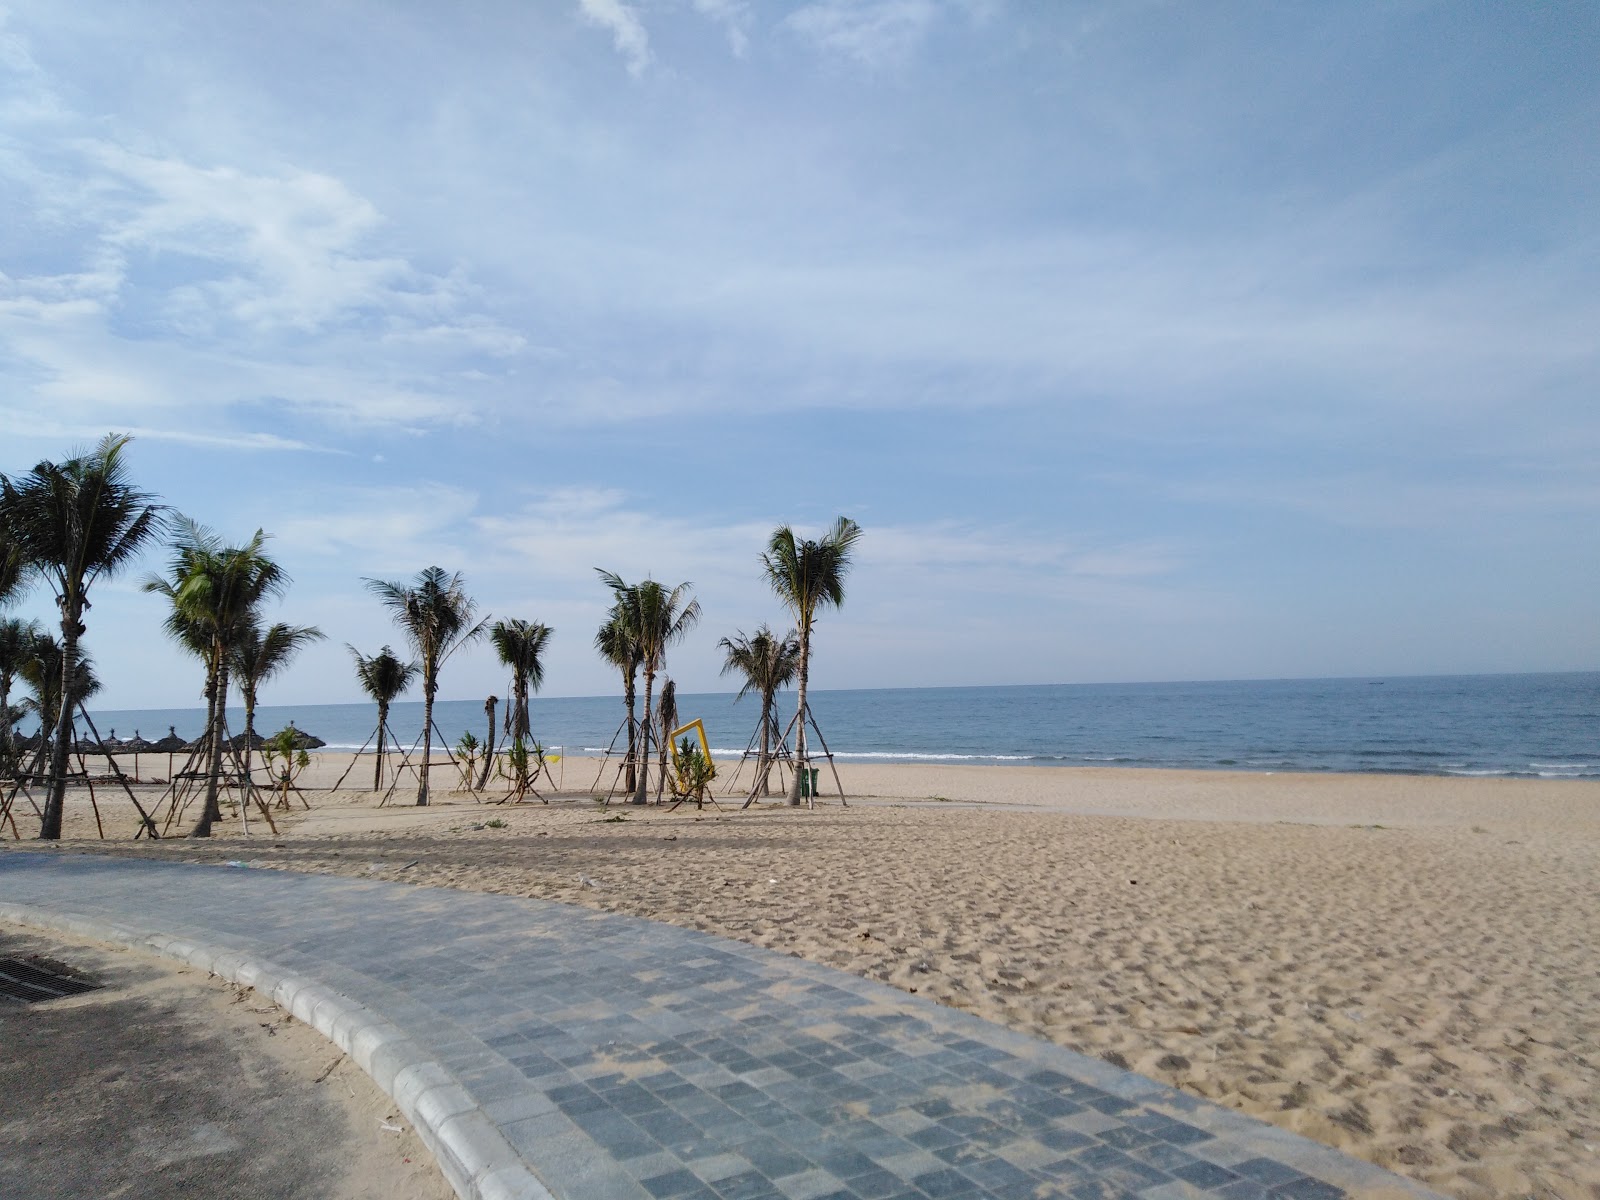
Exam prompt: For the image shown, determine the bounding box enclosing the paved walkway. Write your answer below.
[0,854,1437,1200]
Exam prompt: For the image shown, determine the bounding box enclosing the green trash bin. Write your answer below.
[799,767,820,797]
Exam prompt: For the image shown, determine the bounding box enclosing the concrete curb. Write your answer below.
[0,901,555,1200]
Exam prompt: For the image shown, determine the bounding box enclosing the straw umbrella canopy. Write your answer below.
[152,726,187,777]
[152,727,187,752]
[284,722,325,750]
[123,731,154,781]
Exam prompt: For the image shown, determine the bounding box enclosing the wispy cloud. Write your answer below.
[90,145,445,337]
[693,0,752,57]
[1,118,524,433]
[578,0,652,77]
[784,0,942,67]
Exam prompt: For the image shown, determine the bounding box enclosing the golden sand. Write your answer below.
[5,757,1598,1199]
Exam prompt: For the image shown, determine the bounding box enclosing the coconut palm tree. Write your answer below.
[597,572,701,804]
[363,567,487,805]
[490,619,552,747]
[231,620,324,785]
[17,630,101,764]
[762,517,862,805]
[719,624,801,797]
[594,604,642,792]
[348,645,418,791]
[0,616,40,777]
[0,434,165,838]
[490,618,551,792]
[0,532,25,609]
[146,520,289,836]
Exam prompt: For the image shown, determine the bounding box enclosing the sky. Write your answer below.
[1,0,1597,711]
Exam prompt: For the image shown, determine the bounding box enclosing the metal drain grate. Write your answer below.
[0,957,104,1004]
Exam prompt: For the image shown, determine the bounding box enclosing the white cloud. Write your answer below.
[693,0,751,56]
[270,483,483,565]
[784,0,941,67]
[577,0,652,77]
[91,145,427,335]
[1,115,527,433]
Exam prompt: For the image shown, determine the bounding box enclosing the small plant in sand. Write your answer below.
[262,726,310,810]
[495,738,546,795]
[671,736,717,809]
[454,731,481,789]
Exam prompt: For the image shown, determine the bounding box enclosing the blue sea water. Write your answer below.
[61,672,1600,780]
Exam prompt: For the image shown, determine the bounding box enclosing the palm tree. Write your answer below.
[231,620,324,785]
[762,517,863,805]
[594,604,642,792]
[0,617,40,777]
[363,567,487,805]
[0,530,25,609]
[348,645,418,791]
[490,619,552,747]
[490,618,551,791]
[719,624,801,797]
[597,572,701,804]
[146,522,288,836]
[0,434,165,838]
[17,631,101,766]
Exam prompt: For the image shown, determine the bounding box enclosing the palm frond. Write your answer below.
[347,644,420,705]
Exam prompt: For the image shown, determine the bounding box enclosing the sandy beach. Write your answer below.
[3,756,1597,1199]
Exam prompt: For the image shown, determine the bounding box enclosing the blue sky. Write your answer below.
[2,1,1596,710]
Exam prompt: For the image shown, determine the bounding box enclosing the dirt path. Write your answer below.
[0,924,454,1200]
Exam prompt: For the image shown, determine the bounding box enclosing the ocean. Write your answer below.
[55,672,1600,780]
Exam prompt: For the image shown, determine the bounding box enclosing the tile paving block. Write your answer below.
[0,855,1442,1200]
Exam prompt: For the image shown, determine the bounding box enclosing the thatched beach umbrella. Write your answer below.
[152,726,187,778]
[285,721,325,750]
[228,730,266,751]
[123,731,153,781]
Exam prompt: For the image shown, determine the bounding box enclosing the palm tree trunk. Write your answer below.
[477,695,497,789]
[374,702,388,792]
[241,691,257,786]
[788,627,810,806]
[757,696,772,796]
[514,680,531,744]
[633,668,654,804]
[418,687,435,806]
[512,680,531,791]
[191,655,229,837]
[39,602,85,839]
[623,671,638,793]
[0,674,14,777]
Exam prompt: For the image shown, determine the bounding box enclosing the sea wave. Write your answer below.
[826,751,1039,762]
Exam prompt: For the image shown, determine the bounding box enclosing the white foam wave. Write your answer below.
[828,751,1037,762]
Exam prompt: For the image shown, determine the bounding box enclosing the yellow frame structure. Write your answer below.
[669,719,713,772]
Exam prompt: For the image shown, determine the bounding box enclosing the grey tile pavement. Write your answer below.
[0,854,1439,1200]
